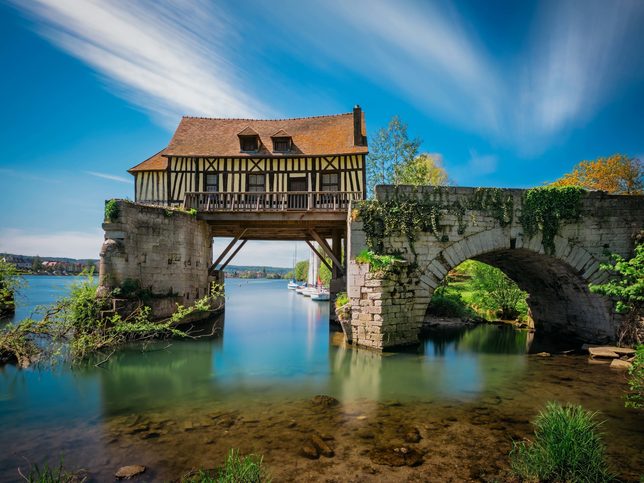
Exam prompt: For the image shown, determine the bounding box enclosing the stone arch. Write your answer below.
[414,227,615,343]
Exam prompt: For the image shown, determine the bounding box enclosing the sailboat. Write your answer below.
[311,274,330,301]
[287,243,299,290]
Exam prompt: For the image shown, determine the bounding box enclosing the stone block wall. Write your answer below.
[347,186,644,349]
[98,200,216,318]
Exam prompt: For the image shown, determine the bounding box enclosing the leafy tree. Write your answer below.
[625,345,643,409]
[470,262,527,320]
[0,259,24,315]
[551,154,643,194]
[590,236,643,345]
[293,260,309,282]
[31,256,43,272]
[366,116,421,197]
[394,153,449,186]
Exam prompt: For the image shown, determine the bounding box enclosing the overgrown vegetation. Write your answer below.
[335,292,349,309]
[519,186,585,255]
[0,271,222,367]
[183,449,269,483]
[104,199,120,222]
[355,249,404,273]
[0,258,24,316]
[509,402,614,482]
[428,260,529,322]
[625,345,643,409]
[17,460,85,483]
[589,236,643,346]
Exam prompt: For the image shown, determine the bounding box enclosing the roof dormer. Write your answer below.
[271,129,292,153]
[238,126,260,152]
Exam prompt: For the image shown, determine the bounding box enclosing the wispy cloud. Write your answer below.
[86,171,133,184]
[0,168,61,184]
[11,0,267,125]
[0,228,103,259]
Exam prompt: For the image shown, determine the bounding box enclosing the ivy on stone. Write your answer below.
[519,186,585,255]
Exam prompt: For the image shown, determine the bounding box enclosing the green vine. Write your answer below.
[519,186,585,255]
[104,199,119,222]
[356,187,515,256]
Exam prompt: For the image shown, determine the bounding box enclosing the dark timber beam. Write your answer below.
[220,239,248,270]
[305,240,333,272]
[210,229,247,274]
[309,229,344,275]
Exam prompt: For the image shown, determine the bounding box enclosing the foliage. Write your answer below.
[31,255,43,272]
[366,116,421,197]
[0,258,25,314]
[355,249,403,272]
[551,154,643,195]
[335,292,349,309]
[519,186,585,255]
[293,260,308,282]
[0,272,223,367]
[625,345,643,409]
[104,199,120,222]
[590,240,643,345]
[393,153,449,186]
[509,402,614,482]
[183,449,269,483]
[470,262,528,320]
[17,460,85,483]
[427,292,474,318]
[318,259,332,287]
[187,208,198,217]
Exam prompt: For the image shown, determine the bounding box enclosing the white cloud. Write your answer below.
[0,228,103,259]
[11,0,267,125]
[466,150,498,176]
[86,171,133,184]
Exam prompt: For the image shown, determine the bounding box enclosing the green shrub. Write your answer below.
[183,449,269,482]
[428,292,473,318]
[104,199,119,222]
[355,249,403,272]
[335,292,349,309]
[510,402,614,482]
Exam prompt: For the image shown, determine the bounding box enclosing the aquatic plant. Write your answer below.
[625,345,643,409]
[17,460,85,483]
[509,402,614,482]
[183,449,269,482]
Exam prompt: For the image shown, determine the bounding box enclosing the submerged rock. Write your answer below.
[610,359,632,370]
[311,395,339,408]
[115,465,146,479]
[301,444,319,459]
[403,427,421,443]
[370,446,423,467]
[588,347,619,359]
[310,434,334,457]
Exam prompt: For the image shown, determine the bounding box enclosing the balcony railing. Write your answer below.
[184,191,362,212]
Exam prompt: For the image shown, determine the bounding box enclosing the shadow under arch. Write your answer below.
[418,228,615,343]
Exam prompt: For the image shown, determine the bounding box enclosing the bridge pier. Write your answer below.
[346,186,643,350]
[98,200,221,320]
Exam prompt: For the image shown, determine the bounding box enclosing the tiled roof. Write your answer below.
[128,150,168,173]
[164,111,368,157]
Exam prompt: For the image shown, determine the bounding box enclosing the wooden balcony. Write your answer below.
[184,191,362,213]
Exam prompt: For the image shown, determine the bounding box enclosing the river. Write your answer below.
[0,276,641,481]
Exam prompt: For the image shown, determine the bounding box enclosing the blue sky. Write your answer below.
[1,0,643,265]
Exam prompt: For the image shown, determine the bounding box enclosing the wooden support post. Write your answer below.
[210,229,247,274]
[220,239,248,270]
[331,230,342,278]
[309,229,344,275]
[305,240,333,272]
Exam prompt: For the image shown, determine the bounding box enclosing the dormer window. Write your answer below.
[238,126,260,152]
[271,129,292,152]
[240,135,259,152]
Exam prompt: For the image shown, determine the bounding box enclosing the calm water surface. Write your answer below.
[0,277,641,481]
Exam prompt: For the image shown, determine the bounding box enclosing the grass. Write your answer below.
[183,449,269,483]
[17,461,85,483]
[509,402,614,482]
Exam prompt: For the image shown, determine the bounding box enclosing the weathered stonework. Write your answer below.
[348,186,644,349]
[98,200,219,319]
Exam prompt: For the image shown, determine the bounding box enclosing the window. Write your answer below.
[240,135,259,152]
[321,172,339,191]
[272,137,291,152]
[247,174,265,192]
[205,173,218,192]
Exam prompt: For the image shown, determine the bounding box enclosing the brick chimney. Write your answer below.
[353,105,365,146]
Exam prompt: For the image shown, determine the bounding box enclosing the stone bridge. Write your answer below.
[346,186,644,349]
